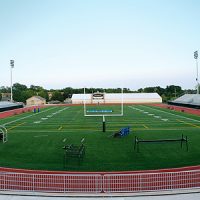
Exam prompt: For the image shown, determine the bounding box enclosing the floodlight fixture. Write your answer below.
[194,51,198,59]
[10,60,14,68]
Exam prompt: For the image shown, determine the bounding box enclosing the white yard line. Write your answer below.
[154,116,160,118]
[140,105,200,123]
[34,121,41,124]
[34,135,48,137]
[2,106,70,127]
[161,119,169,121]
[2,107,58,126]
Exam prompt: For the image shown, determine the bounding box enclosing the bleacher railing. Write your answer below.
[0,170,200,194]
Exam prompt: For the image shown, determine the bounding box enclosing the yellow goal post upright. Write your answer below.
[83,88,124,132]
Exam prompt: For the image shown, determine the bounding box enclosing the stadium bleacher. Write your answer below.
[168,94,200,108]
[0,101,23,112]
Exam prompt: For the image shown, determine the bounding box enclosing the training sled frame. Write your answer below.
[134,134,188,152]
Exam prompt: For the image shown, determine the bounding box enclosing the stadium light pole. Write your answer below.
[194,51,199,94]
[10,60,14,102]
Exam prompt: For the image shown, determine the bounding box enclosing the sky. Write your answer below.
[0,0,200,90]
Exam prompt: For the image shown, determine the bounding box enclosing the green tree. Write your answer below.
[143,87,155,93]
[154,86,165,96]
[13,83,28,102]
[161,94,168,103]
[0,86,10,93]
[137,88,144,93]
[123,88,131,93]
[21,90,35,101]
[165,85,183,100]
[63,87,73,99]
[51,91,64,102]
[105,88,113,93]
[30,85,44,92]
[38,90,49,101]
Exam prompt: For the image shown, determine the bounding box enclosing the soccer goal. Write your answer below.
[0,125,8,143]
[83,88,124,132]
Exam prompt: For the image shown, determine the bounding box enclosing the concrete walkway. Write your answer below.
[1,192,200,200]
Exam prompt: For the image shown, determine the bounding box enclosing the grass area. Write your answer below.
[1,104,200,172]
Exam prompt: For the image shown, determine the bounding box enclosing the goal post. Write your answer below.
[83,88,124,117]
[0,125,8,143]
[83,88,124,132]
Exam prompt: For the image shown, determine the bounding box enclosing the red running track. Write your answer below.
[0,106,42,119]
[152,103,200,116]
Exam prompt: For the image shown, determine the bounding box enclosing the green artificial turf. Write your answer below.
[0,104,200,172]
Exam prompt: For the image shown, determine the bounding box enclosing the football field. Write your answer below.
[0,104,200,171]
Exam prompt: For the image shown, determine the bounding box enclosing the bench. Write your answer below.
[63,138,85,166]
[113,127,130,138]
[134,134,188,152]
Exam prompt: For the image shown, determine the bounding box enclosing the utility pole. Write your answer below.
[10,60,14,102]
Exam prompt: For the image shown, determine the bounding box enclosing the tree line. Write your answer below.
[0,83,197,103]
